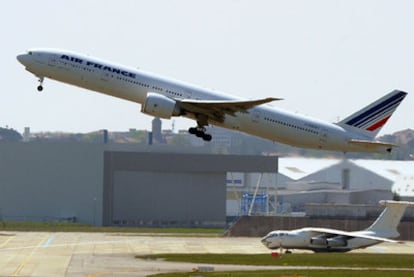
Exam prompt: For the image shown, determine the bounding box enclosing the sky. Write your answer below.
[2,0,413,135]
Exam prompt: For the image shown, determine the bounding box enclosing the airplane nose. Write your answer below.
[17,53,30,66]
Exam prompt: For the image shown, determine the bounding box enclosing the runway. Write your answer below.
[1,232,413,276]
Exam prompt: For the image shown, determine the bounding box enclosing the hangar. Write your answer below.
[226,157,414,215]
[0,142,277,227]
[277,157,414,192]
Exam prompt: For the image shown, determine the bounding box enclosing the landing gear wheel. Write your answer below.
[188,127,197,135]
[188,125,212,141]
[195,130,204,138]
[202,134,212,141]
[37,77,44,92]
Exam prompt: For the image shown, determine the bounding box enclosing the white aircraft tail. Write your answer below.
[337,90,407,139]
[366,200,414,237]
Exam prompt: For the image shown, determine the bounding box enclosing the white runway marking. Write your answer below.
[43,234,55,248]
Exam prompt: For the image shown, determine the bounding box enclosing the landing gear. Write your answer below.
[37,77,44,92]
[188,126,212,141]
[203,133,212,141]
[188,115,212,141]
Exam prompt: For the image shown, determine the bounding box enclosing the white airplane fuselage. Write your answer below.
[16,49,403,153]
[261,200,414,253]
[262,228,394,252]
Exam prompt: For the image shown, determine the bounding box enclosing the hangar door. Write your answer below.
[103,151,231,227]
[103,151,276,227]
[112,171,225,227]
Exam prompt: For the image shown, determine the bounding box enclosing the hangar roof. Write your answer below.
[278,157,340,180]
[278,157,414,182]
[350,159,414,181]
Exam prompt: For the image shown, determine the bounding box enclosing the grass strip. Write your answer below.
[137,253,414,268]
[150,270,414,277]
[0,221,222,235]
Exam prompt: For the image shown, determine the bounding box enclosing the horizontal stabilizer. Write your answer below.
[348,139,397,153]
[349,139,398,148]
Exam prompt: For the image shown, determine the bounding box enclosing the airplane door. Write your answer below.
[100,71,110,82]
[319,128,328,148]
[183,90,193,99]
[47,54,57,67]
[252,110,261,123]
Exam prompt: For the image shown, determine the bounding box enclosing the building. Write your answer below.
[2,138,413,227]
[278,157,410,191]
[0,142,277,227]
[226,157,414,215]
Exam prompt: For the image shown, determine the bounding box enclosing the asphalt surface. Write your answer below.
[1,231,413,276]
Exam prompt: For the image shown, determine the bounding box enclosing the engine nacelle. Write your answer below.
[311,237,347,247]
[310,237,327,246]
[326,238,347,247]
[141,92,181,119]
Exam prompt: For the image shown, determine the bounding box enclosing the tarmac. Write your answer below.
[0,231,413,276]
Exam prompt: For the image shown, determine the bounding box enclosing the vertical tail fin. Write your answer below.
[366,200,414,237]
[337,90,407,139]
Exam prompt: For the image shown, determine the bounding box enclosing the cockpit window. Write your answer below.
[28,51,33,55]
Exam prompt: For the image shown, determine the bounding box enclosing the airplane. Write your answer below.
[16,49,407,153]
[261,200,414,253]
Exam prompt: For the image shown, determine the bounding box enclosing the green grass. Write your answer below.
[0,221,222,236]
[137,253,414,268]
[143,254,414,277]
[151,270,414,277]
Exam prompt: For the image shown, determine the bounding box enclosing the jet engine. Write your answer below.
[141,92,181,119]
[310,237,327,245]
[326,238,347,247]
[310,237,347,247]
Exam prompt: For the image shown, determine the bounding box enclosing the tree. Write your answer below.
[0,128,22,142]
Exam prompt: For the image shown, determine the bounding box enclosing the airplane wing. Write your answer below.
[177,97,281,123]
[305,227,402,243]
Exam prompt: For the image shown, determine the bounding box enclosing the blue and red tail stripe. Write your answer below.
[366,115,391,131]
[344,91,406,132]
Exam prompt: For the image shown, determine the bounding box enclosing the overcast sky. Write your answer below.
[2,0,413,135]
